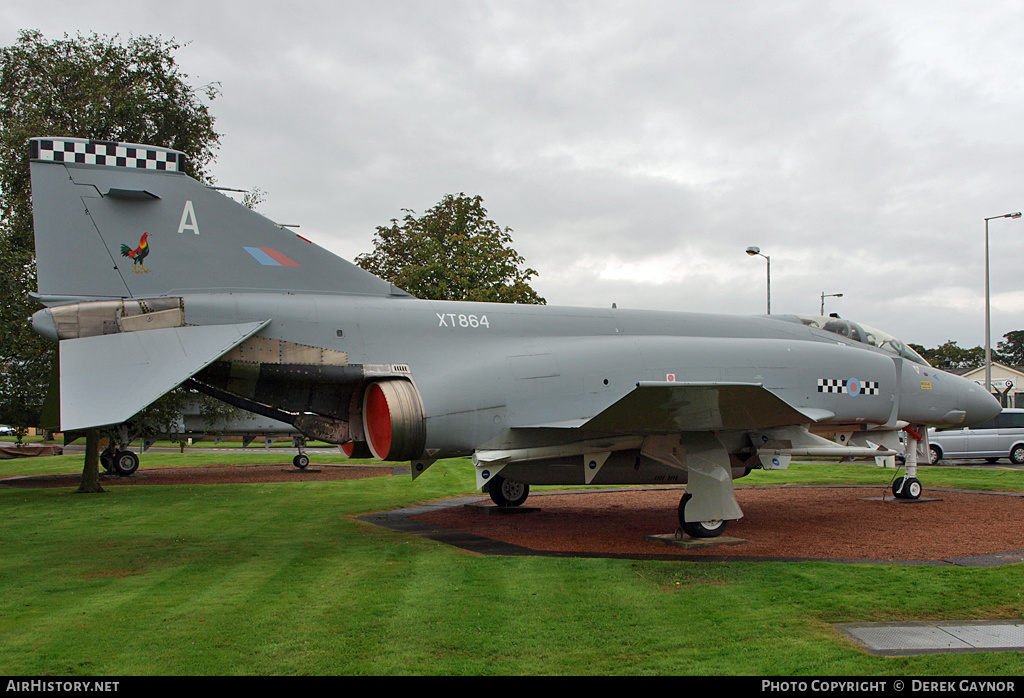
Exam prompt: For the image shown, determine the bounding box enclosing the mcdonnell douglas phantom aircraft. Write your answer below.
[26,137,1001,537]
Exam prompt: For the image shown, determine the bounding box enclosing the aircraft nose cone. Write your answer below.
[965,385,1002,425]
[919,371,1003,427]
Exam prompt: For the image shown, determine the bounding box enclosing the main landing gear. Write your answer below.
[292,435,310,469]
[678,493,729,538]
[99,442,139,476]
[487,474,530,507]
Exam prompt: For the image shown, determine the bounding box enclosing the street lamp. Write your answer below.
[820,292,843,316]
[746,246,770,314]
[985,212,1022,396]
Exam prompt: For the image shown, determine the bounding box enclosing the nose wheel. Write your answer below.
[891,476,922,500]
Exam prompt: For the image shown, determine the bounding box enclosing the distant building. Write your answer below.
[954,362,1024,407]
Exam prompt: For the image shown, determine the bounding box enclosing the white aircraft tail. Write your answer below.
[28,137,406,301]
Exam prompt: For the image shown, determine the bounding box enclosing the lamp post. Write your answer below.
[985,212,1022,396]
[746,246,770,314]
[820,292,843,316]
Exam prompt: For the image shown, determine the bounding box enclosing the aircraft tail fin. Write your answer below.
[28,137,407,301]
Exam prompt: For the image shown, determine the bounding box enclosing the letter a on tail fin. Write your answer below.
[28,137,407,301]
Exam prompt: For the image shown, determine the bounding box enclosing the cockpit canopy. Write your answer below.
[779,315,930,366]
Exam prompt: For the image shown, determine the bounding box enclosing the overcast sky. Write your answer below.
[5,1,1024,348]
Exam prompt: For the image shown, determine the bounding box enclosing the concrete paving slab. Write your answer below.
[837,621,1024,655]
[942,622,1024,649]
[646,533,749,549]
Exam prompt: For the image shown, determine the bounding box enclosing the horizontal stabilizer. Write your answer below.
[575,381,823,434]
[59,320,269,431]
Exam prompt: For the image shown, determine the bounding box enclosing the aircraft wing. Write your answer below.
[519,381,831,434]
[58,320,270,431]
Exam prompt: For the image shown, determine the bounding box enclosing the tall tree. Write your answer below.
[996,330,1024,367]
[356,193,545,304]
[0,30,220,490]
[910,340,987,371]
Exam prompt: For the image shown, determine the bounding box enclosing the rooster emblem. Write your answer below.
[120,232,151,273]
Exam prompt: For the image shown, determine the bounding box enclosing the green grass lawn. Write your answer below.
[0,450,367,478]
[1,455,1022,676]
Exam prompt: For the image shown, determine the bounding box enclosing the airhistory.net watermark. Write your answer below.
[6,681,119,693]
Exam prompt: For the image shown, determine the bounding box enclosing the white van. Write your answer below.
[928,408,1024,464]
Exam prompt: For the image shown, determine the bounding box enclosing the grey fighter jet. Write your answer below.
[26,137,1001,537]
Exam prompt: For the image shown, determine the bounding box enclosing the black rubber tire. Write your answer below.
[487,475,530,507]
[928,445,941,465]
[892,476,922,500]
[293,454,310,469]
[903,477,922,499]
[113,450,139,476]
[678,493,729,538]
[1010,445,1024,465]
[892,476,905,499]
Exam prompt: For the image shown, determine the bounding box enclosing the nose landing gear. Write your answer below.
[893,427,924,500]
[891,475,922,500]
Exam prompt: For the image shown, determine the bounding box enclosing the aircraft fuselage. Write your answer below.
[175,291,991,459]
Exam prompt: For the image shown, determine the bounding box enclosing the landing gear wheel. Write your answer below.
[112,450,139,476]
[1010,445,1024,465]
[678,493,728,538]
[928,445,941,465]
[487,475,530,507]
[293,454,310,469]
[100,453,114,473]
[892,476,922,500]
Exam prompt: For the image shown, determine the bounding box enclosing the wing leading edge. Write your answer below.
[517,381,832,434]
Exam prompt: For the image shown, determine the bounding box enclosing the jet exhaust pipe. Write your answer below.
[361,379,426,461]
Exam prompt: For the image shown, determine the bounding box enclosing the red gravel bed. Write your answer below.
[411,487,1024,562]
